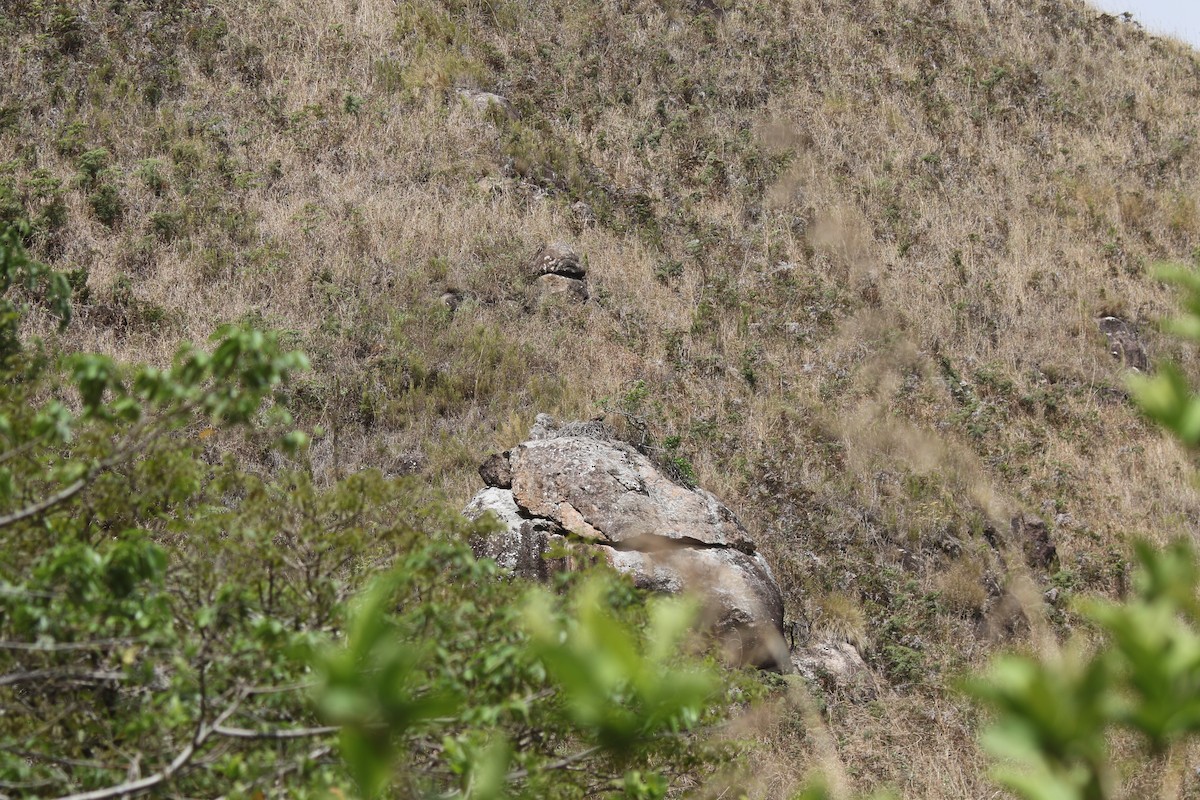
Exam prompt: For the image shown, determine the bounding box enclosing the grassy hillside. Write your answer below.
[5,0,1200,795]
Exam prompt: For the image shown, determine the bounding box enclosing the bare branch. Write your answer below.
[0,477,90,529]
[212,724,338,740]
[0,745,121,772]
[506,745,603,782]
[0,414,171,530]
[50,694,243,800]
[0,669,125,688]
[0,434,47,467]
[0,639,133,652]
[0,778,56,790]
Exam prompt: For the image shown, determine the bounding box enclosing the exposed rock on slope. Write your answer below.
[792,639,877,699]
[454,88,518,120]
[1098,316,1149,372]
[464,415,787,668]
[530,243,589,302]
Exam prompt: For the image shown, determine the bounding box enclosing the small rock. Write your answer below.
[572,201,596,226]
[475,175,511,195]
[386,451,426,477]
[763,261,796,281]
[441,289,465,311]
[538,273,589,302]
[530,242,586,279]
[454,88,518,120]
[784,322,803,336]
[1044,587,1060,604]
[479,452,513,489]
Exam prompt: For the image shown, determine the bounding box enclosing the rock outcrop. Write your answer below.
[792,639,877,699]
[1098,315,1148,372]
[464,416,787,668]
[1012,513,1057,572]
[530,243,588,303]
[454,88,518,120]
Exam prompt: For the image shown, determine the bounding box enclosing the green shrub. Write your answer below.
[0,224,751,799]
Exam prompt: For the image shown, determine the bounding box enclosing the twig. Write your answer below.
[0,669,125,688]
[243,680,317,696]
[0,745,120,771]
[212,724,339,740]
[506,745,603,782]
[0,778,56,790]
[0,434,47,467]
[0,477,93,529]
[0,639,133,652]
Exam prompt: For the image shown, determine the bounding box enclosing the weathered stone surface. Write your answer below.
[479,451,513,489]
[528,413,615,443]
[509,436,755,550]
[528,412,559,441]
[603,546,786,665]
[537,273,588,302]
[572,201,596,226]
[792,639,876,697]
[463,487,525,540]
[1012,514,1057,571]
[530,242,585,278]
[463,487,567,580]
[454,88,518,120]
[1098,316,1149,372]
[463,421,787,668]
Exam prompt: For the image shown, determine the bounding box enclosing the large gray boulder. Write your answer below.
[464,418,787,669]
[510,435,754,550]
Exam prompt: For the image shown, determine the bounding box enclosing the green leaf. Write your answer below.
[339,726,395,800]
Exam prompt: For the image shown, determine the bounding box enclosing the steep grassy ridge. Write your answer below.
[4,0,1200,795]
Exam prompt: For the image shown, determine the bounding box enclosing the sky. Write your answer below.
[1088,0,1200,49]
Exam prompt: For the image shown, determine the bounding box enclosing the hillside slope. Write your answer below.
[4,0,1200,795]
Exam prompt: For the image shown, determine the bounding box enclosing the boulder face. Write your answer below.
[791,640,877,699]
[510,435,753,550]
[537,273,589,302]
[1097,315,1148,372]
[530,243,589,304]
[530,242,585,279]
[463,417,787,669]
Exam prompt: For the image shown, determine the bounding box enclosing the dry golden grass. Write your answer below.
[5,0,1200,795]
